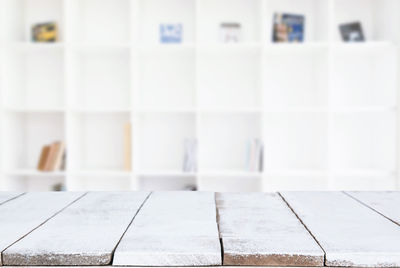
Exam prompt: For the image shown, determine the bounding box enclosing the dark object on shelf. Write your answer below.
[339,22,364,42]
[52,183,66,191]
[32,22,58,42]
[183,184,197,191]
[272,13,304,43]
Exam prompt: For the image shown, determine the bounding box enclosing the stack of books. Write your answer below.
[37,141,66,172]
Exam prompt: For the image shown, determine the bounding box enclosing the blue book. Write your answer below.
[160,23,182,43]
[273,13,305,42]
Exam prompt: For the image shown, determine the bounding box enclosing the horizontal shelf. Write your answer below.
[4,169,66,177]
[265,169,328,177]
[4,41,396,51]
[332,169,397,177]
[3,106,395,114]
[331,41,396,50]
[136,107,196,113]
[70,108,132,113]
[199,170,262,178]
[136,171,196,177]
[68,170,131,177]
[332,106,397,113]
[3,107,66,113]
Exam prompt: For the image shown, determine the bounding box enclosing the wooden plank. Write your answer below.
[0,192,23,205]
[346,191,400,225]
[0,192,84,265]
[217,193,324,266]
[3,192,149,266]
[113,191,222,266]
[281,191,400,267]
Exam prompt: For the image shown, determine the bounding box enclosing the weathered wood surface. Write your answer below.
[113,191,221,266]
[217,193,324,266]
[281,191,400,267]
[3,192,149,266]
[0,192,23,205]
[346,191,400,226]
[0,192,84,265]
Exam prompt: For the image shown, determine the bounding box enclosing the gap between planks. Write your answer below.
[0,192,88,265]
[343,191,400,227]
[109,192,153,265]
[277,192,327,266]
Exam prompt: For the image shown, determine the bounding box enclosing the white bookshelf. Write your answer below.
[0,0,399,191]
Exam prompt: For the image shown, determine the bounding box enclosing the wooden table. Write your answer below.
[0,191,399,267]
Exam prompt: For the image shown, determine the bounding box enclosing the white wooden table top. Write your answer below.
[0,191,399,268]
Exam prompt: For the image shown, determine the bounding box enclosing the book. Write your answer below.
[52,141,66,171]
[246,139,264,172]
[339,22,364,42]
[272,13,305,42]
[160,23,182,43]
[123,122,132,171]
[32,22,57,42]
[37,145,51,171]
[220,23,241,43]
[44,142,61,171]
[183,138,197,172]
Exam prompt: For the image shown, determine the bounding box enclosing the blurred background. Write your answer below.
[0,0,399,192]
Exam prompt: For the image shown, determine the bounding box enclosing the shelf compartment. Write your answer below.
[333,0,399,42]
[138,175,197,191]
[136,113,196,172]
[136,47,195,109]
[68,112,130,171]
[197,0,262,44]
[67,47,130,110]
[67,0,130,43]
[2,112,65,170]
[265,0,330,43]
[199,114,261,172]
[263,46,329,107]
[4,46,64,109]
[332,46,397,107]
[198,175,262,192]
[3,0,64,42]
[331,112,396,170]
[264,112,328,170]
[197,47,261,109]
[138,0,195,44]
